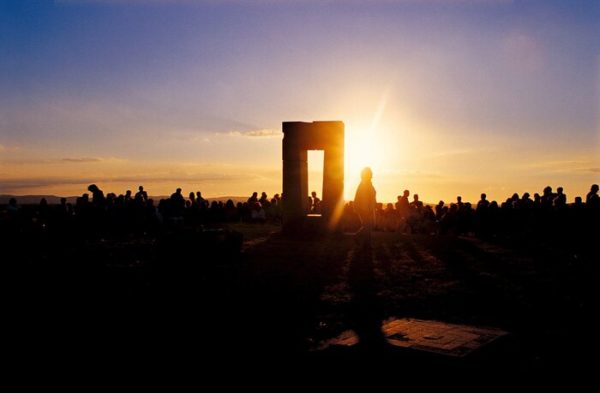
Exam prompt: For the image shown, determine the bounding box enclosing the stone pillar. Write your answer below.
[322,140,344,228]
[282,125,307,231]
[282,121,344,233]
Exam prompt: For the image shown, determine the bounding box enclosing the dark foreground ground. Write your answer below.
[5,223,597,376]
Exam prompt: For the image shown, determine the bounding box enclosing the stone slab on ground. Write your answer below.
[320,318,508,357]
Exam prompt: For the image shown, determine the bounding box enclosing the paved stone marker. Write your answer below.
[320,318,508,357]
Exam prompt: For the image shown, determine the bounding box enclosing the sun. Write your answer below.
[345,128,385,177]
[332,86,411,200]
[344,123,388,200]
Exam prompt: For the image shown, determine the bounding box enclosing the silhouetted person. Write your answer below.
[310,191,321,214]
[135,186,147,203]
[541,186,554,208]
[435,200,445,221]
[518,192,533,210]
[477,193,489,210]
[54,197,70,226]
[59,197,68,213]
[382,203,397,231]
[306,196,313,213]
[170,188,185,216]
[586,184,599,206]
[354,167,377,240]
[248,192,258,204]
[554,187,567,208]
[410,194,423,210]
[460,202,474,234]
[76,193,89,207]
[7,197,19,215]
[171,188,184,201]
[395,190,410,219]
[224,199,238,222]
[38,198,50,222]
[259,192,271,209]
[250,200,266,223]
[87,184,105,207]
[196,191,206,208]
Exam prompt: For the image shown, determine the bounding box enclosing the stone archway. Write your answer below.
[282,121,344,232]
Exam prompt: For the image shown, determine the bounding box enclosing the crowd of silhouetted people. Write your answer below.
[342,184,599,242]
[0,184,285,239]
[1,183,598,243]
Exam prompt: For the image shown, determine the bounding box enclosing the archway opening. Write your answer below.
[308,150,324,216]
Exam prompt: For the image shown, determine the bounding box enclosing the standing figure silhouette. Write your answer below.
[354,167,377,242]
[350,167,385,349]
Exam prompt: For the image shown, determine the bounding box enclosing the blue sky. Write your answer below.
[1,0,599,201]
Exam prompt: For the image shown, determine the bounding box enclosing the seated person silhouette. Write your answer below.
[311,191,321,214]
[410,194,423,210]
[354,167,377,241]
[87,184,105,207]
[477,193,490,212]
[395,190,410,219]
[196,191,206,208]
[248,192,258,204]
[586,184,599,206]
[259,192,271,209]
[135,185,148,203]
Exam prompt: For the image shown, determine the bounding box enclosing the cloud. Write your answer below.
[56,0,187,4]
[61,157,103,163]
[425,148,500,159]
[243,129,279,137]
[0,157,120,165]
[219,128,280,138]
[524,160,591,169]
[0,173,252,191]
[517,160,600,176]
[502,30,544,73]
[58,0,513,5]
[378,169,444,179]
[0,144,20,153]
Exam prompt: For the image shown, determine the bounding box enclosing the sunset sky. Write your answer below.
[1,0,598,203]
